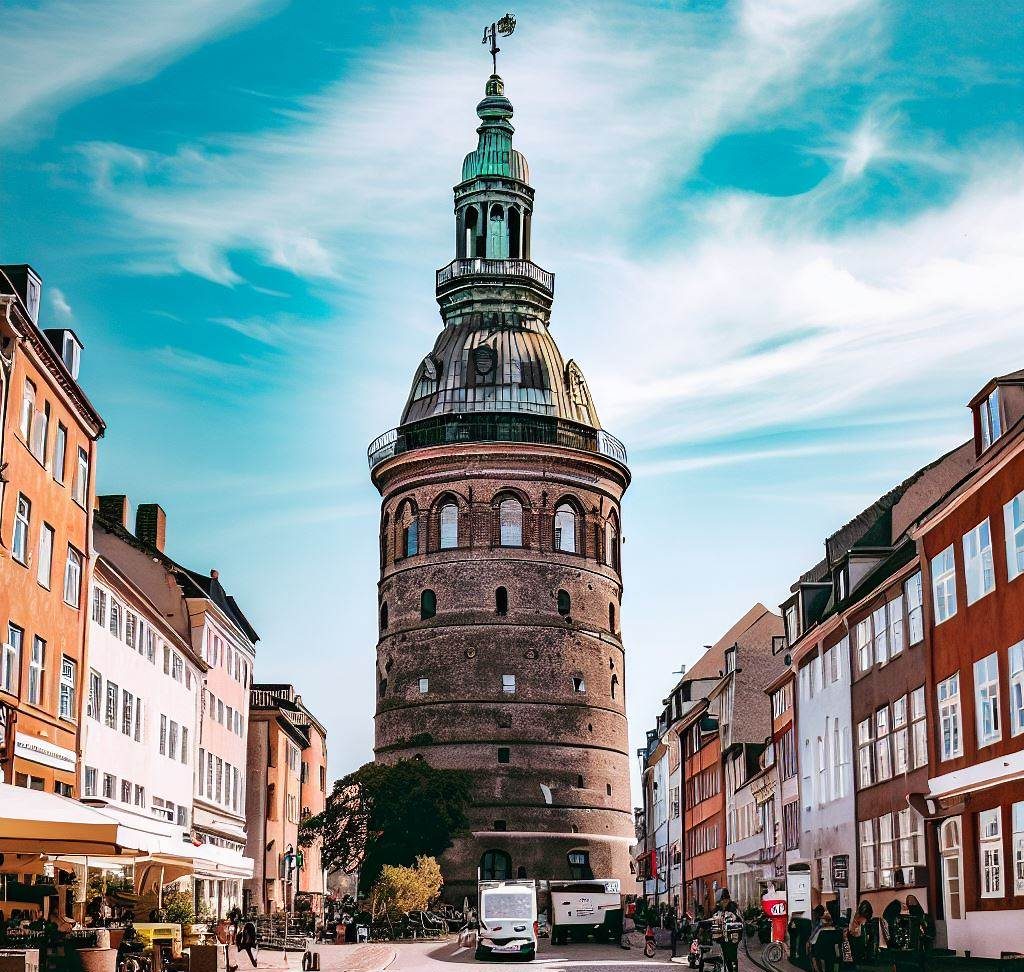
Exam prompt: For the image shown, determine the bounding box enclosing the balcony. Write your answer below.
[368,414,627,471]
[436,258,554,295]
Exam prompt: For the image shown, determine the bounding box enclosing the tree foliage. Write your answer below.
[370,856,444,916]
[299,759,472,890]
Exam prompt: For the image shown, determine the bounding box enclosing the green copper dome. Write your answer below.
[461,74,530,183]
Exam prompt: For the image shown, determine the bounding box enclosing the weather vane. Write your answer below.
[482,13,516,74]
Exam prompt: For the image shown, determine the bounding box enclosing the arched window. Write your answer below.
[567,849,592,880]
[611,674,619,700]
[554,503,577,553]
[397,502,418,559]
[439,502,458,549]
[489,203,505,222]
[378,678,387,698]
[557,589,571,616]
[609,602,616,633]
[499,498,523,547]
[495,587,508,616]
[606,516,620,570]
[464,205,482,259]
[480,850,512,881]
[379,602,389,631]
[421,589,437,621]
[380,513,389,569]
[516,866,527,879]
[509,207,522,259]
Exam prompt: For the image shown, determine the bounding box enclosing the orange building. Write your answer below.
[244,685,328,914]
[0,265,104,795]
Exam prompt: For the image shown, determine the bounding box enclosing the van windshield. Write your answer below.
[483,893,533,920]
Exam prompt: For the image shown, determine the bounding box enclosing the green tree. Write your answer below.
[299,759,472,891]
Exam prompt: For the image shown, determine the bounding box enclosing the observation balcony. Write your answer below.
[368,413,627,471]
[436,258,554,296]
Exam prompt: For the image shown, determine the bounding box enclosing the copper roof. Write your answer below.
[401,312,601,428]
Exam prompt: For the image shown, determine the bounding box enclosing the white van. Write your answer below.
[548,879,623,945]
[476,880,538,960]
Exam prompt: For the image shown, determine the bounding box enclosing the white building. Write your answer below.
[81,553,204,839]
[93,497,256,915]
[792,630,856,912]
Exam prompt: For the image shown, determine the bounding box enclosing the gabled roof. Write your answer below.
[95,512,258,647]
[686,603,773,682]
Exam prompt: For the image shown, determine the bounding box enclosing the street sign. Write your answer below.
[830,854,849,889]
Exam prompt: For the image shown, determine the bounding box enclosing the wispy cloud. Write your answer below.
[49,286,73,319]
[69,0,881,284]
[0,0,277,139]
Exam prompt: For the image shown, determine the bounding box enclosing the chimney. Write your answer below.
[97,494,130,529]
[136,503,167,552]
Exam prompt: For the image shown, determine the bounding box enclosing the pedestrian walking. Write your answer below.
[236,920,258,968]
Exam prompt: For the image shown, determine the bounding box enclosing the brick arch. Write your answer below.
[428,490,468,552]
[490,488,533,548]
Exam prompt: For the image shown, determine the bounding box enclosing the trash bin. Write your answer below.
[356,925,369,943]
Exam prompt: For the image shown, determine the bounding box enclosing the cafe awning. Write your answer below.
[0,783,152,857]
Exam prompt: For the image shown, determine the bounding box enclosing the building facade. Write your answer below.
[93,498,257,914]
[82,508,205,839]
[0,264,104,796]
[244,684,328,915]
[368,69,633,901]
[917,371,1024,958]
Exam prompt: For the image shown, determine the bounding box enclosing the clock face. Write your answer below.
[473,345,497,376]
[422,355,439,381]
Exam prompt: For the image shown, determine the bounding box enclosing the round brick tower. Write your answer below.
[368,71,633,903]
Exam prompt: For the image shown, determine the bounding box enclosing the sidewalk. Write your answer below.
[254,945,398,972]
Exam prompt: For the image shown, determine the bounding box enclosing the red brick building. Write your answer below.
[368,71,633,902]
[0,265,104,795]
[915,371,1024,957]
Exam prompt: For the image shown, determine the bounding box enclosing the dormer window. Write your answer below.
[980,388,1002,449]
[784,603,800,646]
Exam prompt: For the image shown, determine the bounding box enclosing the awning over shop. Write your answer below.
[0,783,149,857]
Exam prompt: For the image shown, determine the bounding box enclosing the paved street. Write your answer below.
[254,940,767,972]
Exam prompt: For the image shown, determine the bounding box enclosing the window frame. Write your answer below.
[938,673,963,760]
[1004,491,1024,583]
[932,545,957,624]
[979,808,1004,898]
[974,652,1002,747]
[58,655,77,721]
[12,493,31,565]
[1010,641,1024,737]
[963,518,996,605]
[438,501,458,550]
[53,423,68,484]
[73,447,89,507]
[63,544,83,608]
[27,636,45,707]
[905,571,924,645]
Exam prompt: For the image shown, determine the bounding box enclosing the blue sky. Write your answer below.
[2,0,1023,794]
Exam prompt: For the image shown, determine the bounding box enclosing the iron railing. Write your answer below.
[368,414,627,470]
[435,258,554,293]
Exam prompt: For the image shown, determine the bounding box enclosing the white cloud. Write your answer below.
[70,0,880,284]
[49,286,72,319]
[66,0,1024,466]
[0,0,276,139]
